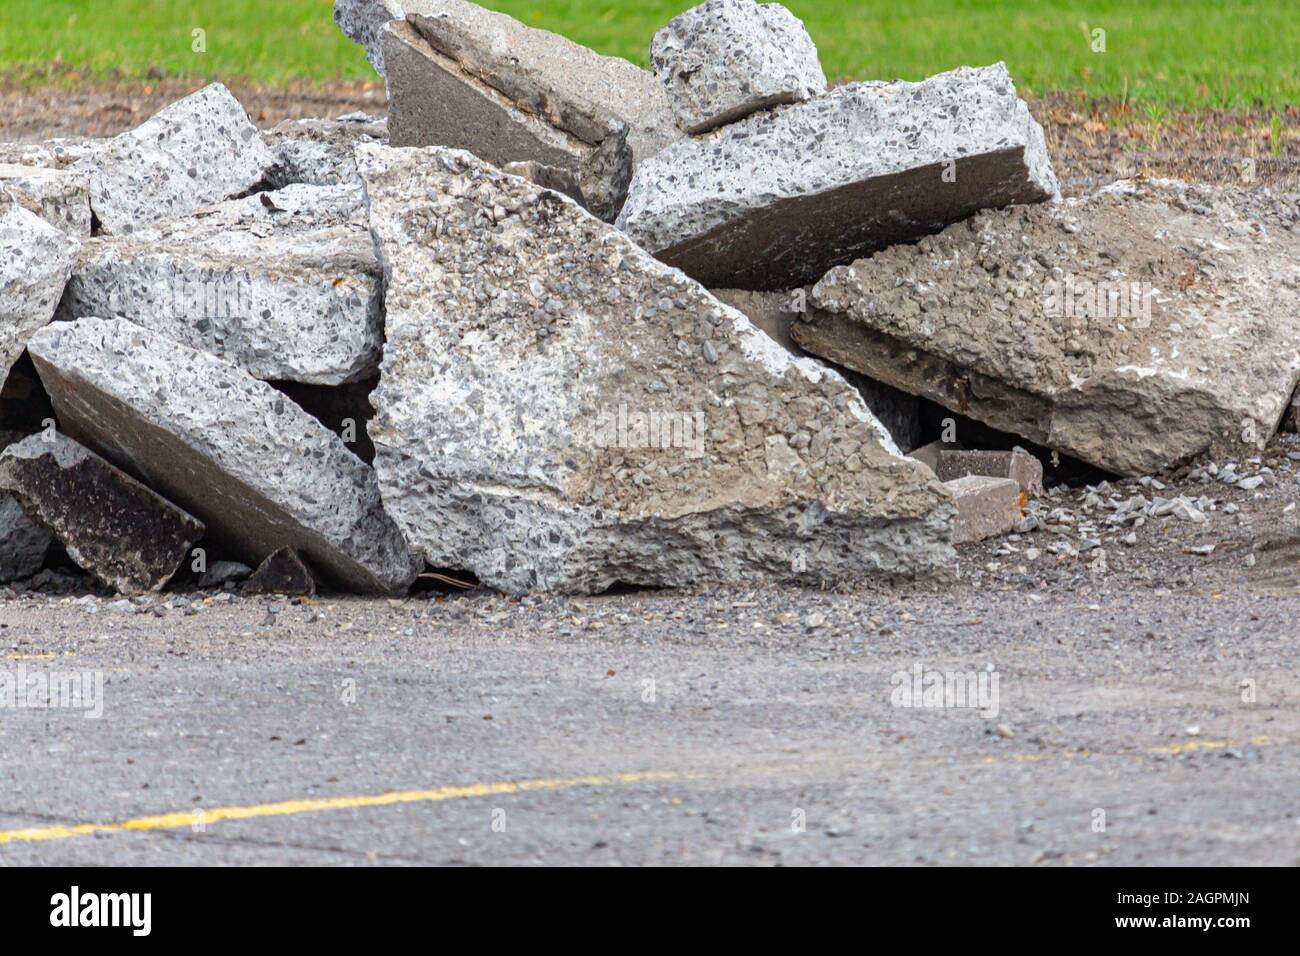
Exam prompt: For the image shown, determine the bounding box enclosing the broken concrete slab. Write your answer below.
[0,432,205,594]
[26,318,418,594]
[947,475,1019,544]
[0,491,51,583]
[403,1,679,161]
[651,0,826,134]
[0,164,91,236]
[244,548,317,596]
[70,83,274,236]
[0,428,52,583]
[712,287,922,452]
[357,143,954,594]
[335,0,406,76]
[57,184,383,385]
[937,448,1044,497]
[794,179,1300,476]
[617,63,1059,290]
[383,19,633,221]
[1,204,80,386]
[263,114,389,189]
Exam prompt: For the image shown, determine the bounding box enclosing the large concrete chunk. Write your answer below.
[70,83,274,235]
[357,143,954,595]
[380,1,680,219]
[0,164,91,236]
[651,0,826,134]
[617,63,1059,290]
[794,179,1300,476]
[26,318,418,594]
[383,20,632,221]
[0,204,80,385]
[263,114,389,189]
[0,432,205,594]
[57,184,383,385]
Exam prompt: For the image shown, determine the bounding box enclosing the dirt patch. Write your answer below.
[0,78,389,142]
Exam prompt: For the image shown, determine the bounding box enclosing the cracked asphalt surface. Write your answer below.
[1,565,1297,865]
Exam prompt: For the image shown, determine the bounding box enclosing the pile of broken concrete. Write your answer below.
[1,0,1297,598]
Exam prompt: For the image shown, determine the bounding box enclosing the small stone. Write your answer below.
[244,548,317,597]
[199,561,253,589]
[946,475,1020,545]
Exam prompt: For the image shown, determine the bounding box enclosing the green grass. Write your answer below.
[1,0,1296,108]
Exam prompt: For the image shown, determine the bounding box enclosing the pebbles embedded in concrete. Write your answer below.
[70,83,274,236]
[0,204,80,386]
[617,63,1058,289]
[795,179,1300,476]
[651,0,826,134]
[358,143,954,594]
[57,184,383,385]
[0,164,91,236]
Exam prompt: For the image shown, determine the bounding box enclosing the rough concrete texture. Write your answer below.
[937,448,1044,496]
[0,432,205,594]
[334,0,406,76]
[0,204,80,386]
[712,287,922,452]
[26,318,418,594]
[0,164,91,236]
[617,63,1059,290]
[263,114,389,189]
[357,144,955,595]
[383,20,633,221]
[0,138,98,170]
[244,547,317,596]
[0,427,53,583]
[794,179,1300,476]
[947,474,1020,544]
[651,0,826,134]
[70,83,274,236]
[58,184,383,385]
[403,1,680,163]
[0,492,51,583]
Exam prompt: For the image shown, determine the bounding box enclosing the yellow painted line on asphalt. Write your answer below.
[0,771,680,846]
[0,735,1285,847]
